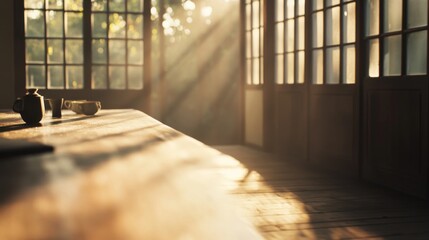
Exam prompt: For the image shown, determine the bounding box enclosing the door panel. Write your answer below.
[363,86,428,197]
[276,90,307,162]
[309,92,357,174]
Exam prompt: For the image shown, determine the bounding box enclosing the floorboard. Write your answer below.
[212,145,429,240]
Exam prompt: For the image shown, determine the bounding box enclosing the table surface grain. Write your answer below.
[0,110,261,240]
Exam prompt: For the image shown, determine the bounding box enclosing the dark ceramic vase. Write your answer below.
[13,89,45,124]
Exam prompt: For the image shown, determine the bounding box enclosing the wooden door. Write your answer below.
[362,0,428,198]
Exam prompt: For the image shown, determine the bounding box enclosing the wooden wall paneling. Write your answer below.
[276,90,308,163]
[363,89,428,198]
[308,91,358,175]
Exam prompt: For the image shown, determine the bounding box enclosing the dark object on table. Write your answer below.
[0,137,54,158]
[48,98,64,118]
[12,89,45,124]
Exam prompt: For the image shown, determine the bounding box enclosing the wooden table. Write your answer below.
[0,110,260,240]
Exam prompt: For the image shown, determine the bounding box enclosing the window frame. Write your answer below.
[364,0,428,80]
[245,0,264,86]
[275,0,306,85]
[15,0,152,106]
[311,0,357,85]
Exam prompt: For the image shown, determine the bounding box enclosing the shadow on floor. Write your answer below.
[212,145,429,240]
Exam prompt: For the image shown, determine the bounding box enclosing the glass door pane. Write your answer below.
[326,47,340,84]
[383,35,402,76]
[383,0,402,32]
[365,0,379,36]
[343,2,356,43]
[369,39,380,77]
[407,31,427,75]
[408,0,428,28]
[312,50,323,84]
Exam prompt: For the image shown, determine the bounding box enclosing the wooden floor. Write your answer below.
[212,145,429,240]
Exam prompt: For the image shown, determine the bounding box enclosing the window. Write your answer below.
[245,0,264,85]
[365,0,428,77]
[275,0,306,85]
[24,0,145,90]
[311,0,356,84]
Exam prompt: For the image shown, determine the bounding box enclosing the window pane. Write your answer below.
[66,66,83,89]
[407,31,427,75]
[252,58,260,84]
[109,40,126,64]
[286,53,294,84]
[128,66,143,89]
[297,51,305,83]
[109,0,125,12]
[312,50,323,84]
[92,0,107,11]
[92,66,107,89]
[276,55,284,84]
[369,39,380,77]
[365,0,379,36]
[128,0,143,12]
[246,60,252,84]
[92,39,107,63]
[260,28,264,57]
[326,0,340,6]
[66,12,83,37]
[408,0,428,28]
[343,45,356,84]
[26,65,46,88]
[246,32,251,57]
[46,11,63,37]
[276,23,284,53]
[25,0,44,9]
[384,0,402,32]
[343,3,356,43]
[260,2,264,27]
[326,47,340,84]
[66,40,83,63]
[252,1,260,28]
[47,39,64,63]
[128,14,143,39]
[313,0,323,10]
[260,57,264,84]
[297,17,305,50]
[286,20,295,52]
[326,7,340,46]
[252,29,260,57]
[297,0,305,15]
[261,1,265,27]
[25,10,44,37]
[92,13,108,38]
[276,0,284,21]
[26,39,45,63]
[383,35,402,76]
[109,13,126,38]
[48,66,64,89]
[286,0,295,18]
[246,4,251,30]
[312,12,324,47]
[65,0,83,11]
[47,0,63,9]
[128,40,143,64]
[109,66,126,89]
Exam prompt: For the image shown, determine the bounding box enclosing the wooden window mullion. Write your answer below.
[43,2,48,88]
[83,0,92,90]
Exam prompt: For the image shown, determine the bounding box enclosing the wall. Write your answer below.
[0,0,15,109]
[161,2,242,144]
[244,89,263,147]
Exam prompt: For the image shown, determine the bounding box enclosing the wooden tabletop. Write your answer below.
[0,110,261,240]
